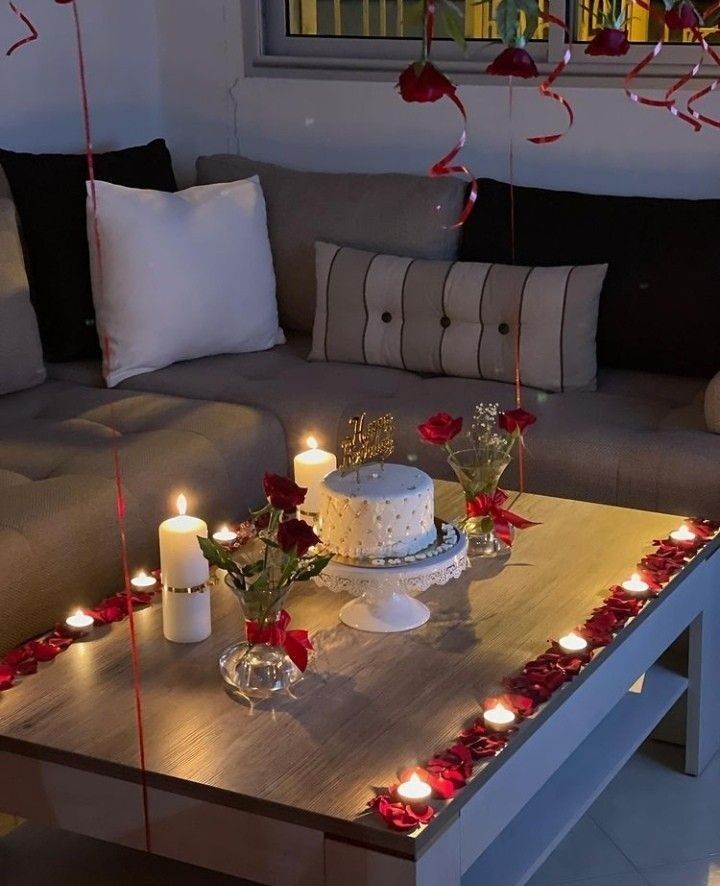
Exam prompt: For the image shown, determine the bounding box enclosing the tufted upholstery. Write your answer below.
[0,382,286,652]
[47,333,719,520]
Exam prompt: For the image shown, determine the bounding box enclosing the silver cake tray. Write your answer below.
[321,518,460,569]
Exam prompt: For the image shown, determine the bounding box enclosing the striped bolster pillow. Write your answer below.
[310,242,608,393]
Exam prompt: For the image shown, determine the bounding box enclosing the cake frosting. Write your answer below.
[319,463,435,560]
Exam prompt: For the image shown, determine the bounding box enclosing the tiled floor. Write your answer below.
[2,739,718,884]
[527,739,720,886]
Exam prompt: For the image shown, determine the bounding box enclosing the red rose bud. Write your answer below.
[262,473,307,511]
[418,412,464,445]
[585,28,630,56]
[665,1,700,29]
[499,408,537,434]
[397,60,456,103]
[277,518,320,557]
[486,47,538,79]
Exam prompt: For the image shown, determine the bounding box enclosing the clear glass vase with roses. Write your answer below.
[199,473,332,702]
[418,406,538,558]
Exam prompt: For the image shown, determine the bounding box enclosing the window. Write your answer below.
[243,0,715,78]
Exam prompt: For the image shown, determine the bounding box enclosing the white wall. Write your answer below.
[156,0,720,197]
[0,0,162,153]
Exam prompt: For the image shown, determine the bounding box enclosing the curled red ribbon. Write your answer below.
[246,610,314,672]
[424,0,477,227]
[465,489,539,546]
[686,21,720,128]
[527,11,574,144]
[6,1,37,56]
[625,0,701,130]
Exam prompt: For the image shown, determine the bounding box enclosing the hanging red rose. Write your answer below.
[665,1,701,29]
[276,518,320,557]
[499,408,537,434]
[397,60,457,103]
[486,46,538,79]
[585,28,630,56]
[262,473,307,511]
[417,412,463,445]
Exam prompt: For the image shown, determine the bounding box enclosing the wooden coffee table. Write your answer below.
[1,483,719,886]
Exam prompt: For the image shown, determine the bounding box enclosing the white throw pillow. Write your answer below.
[88,178,284,387]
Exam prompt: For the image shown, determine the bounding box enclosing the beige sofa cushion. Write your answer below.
[0,198,45,394]
[195,154,465,334]
[310,242,607,392]
[705,371,720,433]
[0,383,287,653]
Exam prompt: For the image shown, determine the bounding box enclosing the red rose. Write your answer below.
[665,1,700,29]
[585,28,630,56]
[486,47,538,79]
[397,60,456,103]
[499,408,537,434]
[277,518,320,557]
[262,473,307,511]
[418,412,463,445]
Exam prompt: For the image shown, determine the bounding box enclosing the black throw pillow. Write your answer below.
[0,139,177,362]
[459,178,720,379]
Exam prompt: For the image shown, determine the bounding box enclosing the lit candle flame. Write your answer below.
[176,494,187,516]
[73,608,84,619]
[306,436,318,450]
[407,772,423,787]
[220,524,229,533]
[631,572,641,583]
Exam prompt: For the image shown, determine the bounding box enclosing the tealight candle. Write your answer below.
[212,525,238,546]
[294,436,337,515]
[396,773,432,809]
[670,524,696,543]
[622,572,650,598]
[131,570,157,591]
[65,609,94,635]
[483,702,516,732]
[558,631,588,654]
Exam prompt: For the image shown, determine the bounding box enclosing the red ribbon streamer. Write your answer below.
[60,0,152,854]
[686,24,720,128]
[527,11,574,144]
[5,1,37,56]
[625,0,701,130]
[246,611,314,673]
[424,0,478,227]
[465,489,538,546]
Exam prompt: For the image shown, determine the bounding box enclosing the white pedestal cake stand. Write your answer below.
[316,524,469,633]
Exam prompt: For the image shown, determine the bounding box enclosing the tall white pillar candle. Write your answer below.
[294,436,337,514]
[159,494,211,643]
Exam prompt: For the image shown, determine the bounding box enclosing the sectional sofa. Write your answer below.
[1,153,719,652]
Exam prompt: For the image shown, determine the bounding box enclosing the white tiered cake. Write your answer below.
[319,463,436,561]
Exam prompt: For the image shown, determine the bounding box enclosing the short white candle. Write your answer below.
[212,525,238,546]
[159,494,209,589]
[65,609,94,634]
[483,702,516,732]
[670,524,696,543]
[622,572,650,597]
[294,436,337,514]
[131,570,157,591]
[396,773,432,808]
[558,632,588,654]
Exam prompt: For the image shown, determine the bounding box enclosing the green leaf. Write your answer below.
[441,6,467,49]
[494,0,520,45]
[515,0,539,39]
[198,536,235,572]
[293,555,334,583]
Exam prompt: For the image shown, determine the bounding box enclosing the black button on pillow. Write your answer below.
[440,316,451,328]
[0,139,177,362]
[381,311,393,323]
[498,322,510,335]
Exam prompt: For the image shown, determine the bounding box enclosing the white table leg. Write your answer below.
[686,567,720,776]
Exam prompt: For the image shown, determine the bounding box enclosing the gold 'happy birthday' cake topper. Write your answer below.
[340,412,395,472]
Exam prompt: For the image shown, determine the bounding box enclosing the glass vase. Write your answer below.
[448,447,513,559]
[218,577,302,702]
